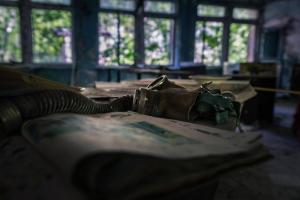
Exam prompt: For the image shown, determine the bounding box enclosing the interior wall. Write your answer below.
[264,0,300,89]
[264,0,300,61]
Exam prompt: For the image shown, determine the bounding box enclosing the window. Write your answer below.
[144,1,175,14]
[99,0,135,66]
[229,8,258,63]
[195,4,224,66]
[144,1,175,66]
[194,21,223,66]
[233,8,258,20]
[197,5,225,17]
[98,13,135,65]
[32,9,72,63]
[31,0,71,5]
[98,0,176,67]
[144,18,174,65]
[194,4,259,66]
[229,23,256,63]
[100,0,136,11]
[0,6,21,62]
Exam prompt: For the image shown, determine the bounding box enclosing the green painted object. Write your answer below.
[195,89,239,125]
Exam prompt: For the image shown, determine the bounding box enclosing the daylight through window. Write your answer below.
[100,0,136,11]
[0,6,21,63]
[229,23,256,63]
[98,13,135,66]
[144,18,174,65]
[144,1,175,14]
[32,9,72,63]
[194,21,223,66]
[197,5,225,17]
[233,8,258,20]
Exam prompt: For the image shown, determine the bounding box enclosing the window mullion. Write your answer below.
[201,22,206,63]
[221,6,231,65]
[20,0,33,64]
[134,0,144,66]
[117,13,121,65]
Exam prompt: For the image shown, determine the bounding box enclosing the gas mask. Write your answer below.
[133,75,240,126]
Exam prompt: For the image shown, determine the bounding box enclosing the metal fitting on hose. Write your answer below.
[110,95,133,112]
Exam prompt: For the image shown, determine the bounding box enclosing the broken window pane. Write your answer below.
[100,0,136,11]
[197,5,225,17]
[0,6,21,62]
[144,17,174,65]
[144,1,175,14]
[233,8,258,20]
[32,9,72,63]
[99,13,135,66]
[194,21,223,66]
[31,0,71,5]
[229,23,256,63]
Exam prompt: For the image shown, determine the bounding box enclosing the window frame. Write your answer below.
[0,0,262,70]
[142,0,177,67]
[144,0,177,16]
[0,0,74,67]
[194,3,226,67]
[228,6,260,64]
[194,20,224,67]
[0,1,21,64]
[30,0,74,65]
[99,0,136,12]
[194,3,260,67]
[98,2,136,67]
[98,0,178,68]
[232,7,259,21]
[197,4,226,18]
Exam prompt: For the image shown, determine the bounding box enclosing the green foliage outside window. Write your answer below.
[144,18,173,65]
[0,2,257,67]
[100,0,135,11]
[32,9,72,63]
[197,5,225,17]
[99,13,118,65]
[233,8,258,20]
[229,23,255,63]
[119,15,135,64]
[0,6,21,62]
[99,13,134,66]
[144,1,175,14]
[194,21,223,66]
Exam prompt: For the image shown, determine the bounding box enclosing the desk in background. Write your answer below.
[231,75,277,124]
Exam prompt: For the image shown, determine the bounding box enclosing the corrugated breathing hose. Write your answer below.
[0,89,133,137]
